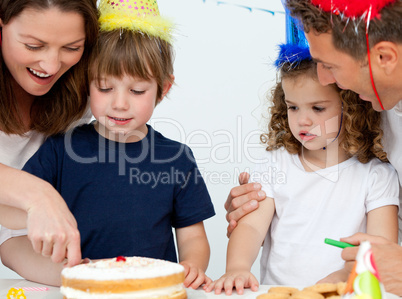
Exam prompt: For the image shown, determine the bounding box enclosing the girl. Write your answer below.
[206,44,399,294]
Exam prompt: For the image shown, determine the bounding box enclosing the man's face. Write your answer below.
[305,30,397,111]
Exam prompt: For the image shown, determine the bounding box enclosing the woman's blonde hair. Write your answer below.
[261,59,387,163]
[89,30,174,101]
[0,0,98,135]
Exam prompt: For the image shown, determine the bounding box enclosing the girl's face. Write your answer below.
[282,75,343,151]
[90,74,170,143]
[1,7,86,96]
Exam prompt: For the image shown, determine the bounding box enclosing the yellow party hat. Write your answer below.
[98,0,173,43]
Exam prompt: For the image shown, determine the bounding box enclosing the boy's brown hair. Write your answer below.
[89,30,175,102]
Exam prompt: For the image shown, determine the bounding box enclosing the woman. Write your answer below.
[0,0,98,268]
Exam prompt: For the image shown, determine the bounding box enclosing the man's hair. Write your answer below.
[286,0,402,61]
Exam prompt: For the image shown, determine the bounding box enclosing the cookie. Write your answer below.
[336,282,347,295]
[268,286,300,295]
[304,283,337,294]
[290,290,325,299]
[257,293,290,299]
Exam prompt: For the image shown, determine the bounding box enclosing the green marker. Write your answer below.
[324,238,355,249]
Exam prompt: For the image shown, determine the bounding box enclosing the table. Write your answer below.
[0,280,284,299]
[0,279,400,298]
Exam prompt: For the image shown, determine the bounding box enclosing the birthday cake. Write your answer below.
[60,256,187,299]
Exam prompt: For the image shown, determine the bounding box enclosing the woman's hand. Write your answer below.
[26,185,81,267]
[225,172,266,237]
[0,165,82,267]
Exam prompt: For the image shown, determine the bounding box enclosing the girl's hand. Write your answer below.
[225,172,266,237]
[204,270,259,295]
[180,261,212,289]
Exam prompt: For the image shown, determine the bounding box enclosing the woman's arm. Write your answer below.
[0,163,81,266]
[175,222,211,289]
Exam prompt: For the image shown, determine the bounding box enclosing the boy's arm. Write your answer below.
[175,222,210,289]
[367,205,398,243]
[207,196,275,295]
[0,235,64,286]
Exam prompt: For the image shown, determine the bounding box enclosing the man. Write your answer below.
[226,0,402,295]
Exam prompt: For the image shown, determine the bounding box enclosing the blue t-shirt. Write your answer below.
[23,124,215,262]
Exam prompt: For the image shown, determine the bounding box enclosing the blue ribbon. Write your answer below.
[202,0,285,16]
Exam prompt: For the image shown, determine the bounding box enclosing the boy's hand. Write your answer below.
[204,270,259,295]
[180,261,212,289]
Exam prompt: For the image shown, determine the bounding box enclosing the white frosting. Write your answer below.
[61,256,184,280]
[60,284,184,299]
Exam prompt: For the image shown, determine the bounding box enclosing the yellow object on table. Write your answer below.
[7,287,26,299]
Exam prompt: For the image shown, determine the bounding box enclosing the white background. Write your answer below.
[154,0,286,281]
[0,0,286,282]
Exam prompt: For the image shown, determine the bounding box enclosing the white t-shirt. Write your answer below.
[0,130,45,170]
[251,148,399,286]
[382,100,402,239]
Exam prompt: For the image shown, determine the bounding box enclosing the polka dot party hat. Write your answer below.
[98,0,174,43]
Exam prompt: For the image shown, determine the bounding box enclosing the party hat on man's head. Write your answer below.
[275,3,311,70]
[98,0,174,43]
[311,0,397,20]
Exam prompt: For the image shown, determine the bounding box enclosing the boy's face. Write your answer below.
[306,30,398,111]
[283,74,343,152]
[90,74,159,142]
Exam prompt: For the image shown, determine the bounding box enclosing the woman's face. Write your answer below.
[1,7,86,96]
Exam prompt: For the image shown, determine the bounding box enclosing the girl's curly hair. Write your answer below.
[261,60,387,163]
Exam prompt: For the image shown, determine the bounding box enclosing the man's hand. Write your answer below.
[341,233,402,296]
[225,172,266,237]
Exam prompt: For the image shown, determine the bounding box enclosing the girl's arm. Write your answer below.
[206,196,275,295]
[0,235,64,286]
[175,222,211,289]
[0,163,81,267]
[366,205,398,243]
